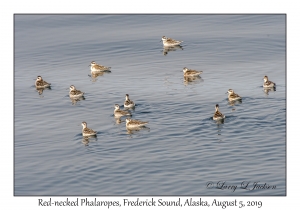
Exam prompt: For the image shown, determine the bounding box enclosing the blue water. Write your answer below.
[14,14,286,195]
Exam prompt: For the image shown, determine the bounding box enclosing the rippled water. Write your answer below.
[14,15,286,195]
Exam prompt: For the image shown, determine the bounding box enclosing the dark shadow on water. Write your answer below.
[138,111,151,114]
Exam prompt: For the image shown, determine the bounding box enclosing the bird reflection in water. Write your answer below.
[35,86,51,95]
[89,71,111,82]
[35,87,48,95]
[214,118,225,125]
[114,116,123,125]
[214,119,224,138]
[228,99,242,106]
[183,76,203,85]
[126,126,150,135]
[263,87,276,95]
[162,45,183,56]
[81,136,97,146]
[70,96,85,105]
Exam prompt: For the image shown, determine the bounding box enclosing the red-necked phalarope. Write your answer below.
[114,104,131,117]
[35,76,51,88]
[213,104,225,121]
[81,121,97,136]
[263,75,276,88]
[125,118,148,128]
[89,61,111,72]
[124,94,135,108]
[226,89,242,101]
[182,67,203,77]
[69,85,84,98]
[161,36,183,46]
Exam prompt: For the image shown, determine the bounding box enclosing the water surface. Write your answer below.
[14,14,286,195]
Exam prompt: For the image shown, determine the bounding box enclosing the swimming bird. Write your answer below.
[69,85,84,98]
[263,75,276,88]
[89,61,111,72]
[125,118,148,128]
[213,104,225,121]
[81,121,97,136]
[182,67,203,77]
[226,89,242,101]
[114,104,131,117]
[161,36,183,46]
[124,94,135,108]
[35,76,51,88]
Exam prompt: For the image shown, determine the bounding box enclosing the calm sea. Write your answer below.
[14,14,286,196]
